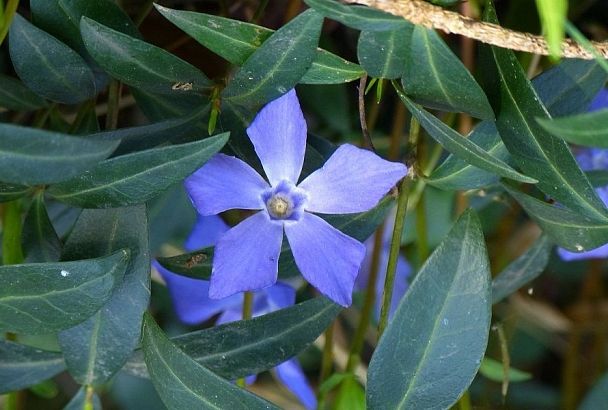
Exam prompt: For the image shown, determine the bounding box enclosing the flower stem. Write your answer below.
[0,0,19,46]
[105,80,122,131]
[319,322,335,384]
[2,200,23,265]
[236,292,254,387]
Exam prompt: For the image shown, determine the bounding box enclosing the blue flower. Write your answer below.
[589,88,608,112]
[155,215,317,409]
[185,90,408,306]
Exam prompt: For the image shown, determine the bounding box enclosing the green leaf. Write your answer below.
[492,235,553,304]
[0,250,129,334]
[503,184,608,252]
[142,313,280,410]
[222,9,323,109]
[0,74,48,111]
[535,0,567,59]
[80,18,211,95]
[429,60,608,191]
[154,6,364,85]
[0,183,32,203]
[537,110,608,147]
[58,206,150,385]
[126,297,340,380]
[9,14,97,104]
[304,0,405,31]
[403,27,494,119]
[0,340,65,394]
[479,357,532,383]
[357,24,412,79]
[21,194,62,263]
[0,124,118,185]
[131,87,207,122]
[480,3,608,221]
[367,210,491,410]
[158,197,393,280]
[335,375,366,410]
[64,386,102,410]
[396,89,536,184]
[580,371,608,410]
[48,133,229,208]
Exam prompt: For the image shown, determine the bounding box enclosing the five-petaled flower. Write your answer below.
[185,90,407,306]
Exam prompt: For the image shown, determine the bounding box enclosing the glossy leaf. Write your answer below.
[0,74,48,111]
[158,197,393,280]
[537,110,608,147]
[58,206,150,385]
[21,194,62,263]
[397,90,536,184]
[304,0,405,31]
[48,133,229,208]
[0,250,129,334]
[503,184,608,252]
[222,9,323,109]
[154,5,364,85]
[142,314,280,410]
[491,235,552,304]
[0,124,118,185]
[480,4,608,221]
[0,184,32,203]
[0,341,65,395]
[367,210,491,410]
[126,297,340,380]
[429,60,608,191]
[479,357,532,383]
[81,18,211,95]
[580,371,608,410]
[131,87,207,122]
[64,387,102,410]
[9,14,97,104]
[357,24,412,79]
[403,26,494,119]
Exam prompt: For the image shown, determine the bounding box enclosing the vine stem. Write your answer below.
[342,0,608,59]
[0,0,18,46]
[236,292,254,387]
[105,80,122,130]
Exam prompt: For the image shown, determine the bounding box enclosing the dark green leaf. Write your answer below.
[587,170,608,188]
[0,124,118,185]
[158,197,393,280]
[64,386,102,410]
[131,87,207,122]
[58,206,150,385]
[357,24,413,79]
[81,18,211,95]
[403,27,494,119]
[0,183,32,203]
[537,110,608,147]
[397,90,536,184]
[580,371,608,410]
[48,133,229,208]
[22,194,62,263]
[154,6,364,85]
[429,60,608,191]
[503,184,608,252]
[0,340,65,395]
[480,3,608,221]
[0,74,48,111]
[9,14,97,104]
[0,250,129,334]
[304,0,405,31]
[126,297,340,380]
[142,313,280,410]
[491,235,552,304]
[367,210,491,409]
[479,357,532,383]
[223,9,323,109]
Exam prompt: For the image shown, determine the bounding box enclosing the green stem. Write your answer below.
[68,100,96,134]
[84,385,95,410]
[105,80,122,130]
[319,322,334,384]
[0,0,19,46]
[415,190,429,264]
[0,0,5,23]
[456,391,472,410]
[2,200,23,265]
[236,292,254,387]
[32,103,55,129]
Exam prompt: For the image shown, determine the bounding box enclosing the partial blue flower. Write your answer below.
[185,90,408,306]
[155,216,317,409]
[589,88,608,112]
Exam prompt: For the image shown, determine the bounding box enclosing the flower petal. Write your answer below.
[285,212,365,306]
[275,359,317,410]
[209,212,283,299]
[184,214,230,251]
[298,144,408,214]
[185,154,268,215]
[154,261,239,325]
[252,283,296,316]
[246,90,307,185]
[558,244,608,261]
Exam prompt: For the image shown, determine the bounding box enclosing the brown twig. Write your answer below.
[342,0,608,59]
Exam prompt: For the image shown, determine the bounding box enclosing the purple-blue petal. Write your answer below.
[184,214,230,251]
[558,244,608,261]
[589,88,608,112]
[209,212,283,299]
[298,144,408,214]
[285,212,366,306]
[154,261,240,325]
[185,154,268,216]
[275,359,317,410]
[246,90,307,185]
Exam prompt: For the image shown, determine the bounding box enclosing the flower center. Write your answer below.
[262,180,307,221]
[267,195,292,219]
